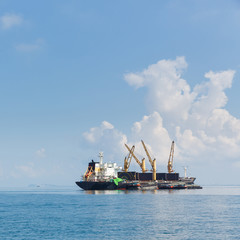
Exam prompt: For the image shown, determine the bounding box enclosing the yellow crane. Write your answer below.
[124,145,135,172]
[168,141,174,173]
[125,144,147,173]
[141,140,156,181]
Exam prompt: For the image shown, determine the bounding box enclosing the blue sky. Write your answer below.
[1,0,240,187]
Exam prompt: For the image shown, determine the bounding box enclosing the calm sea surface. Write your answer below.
[1,186,240,239]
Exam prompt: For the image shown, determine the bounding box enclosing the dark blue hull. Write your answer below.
[75,181,116,190]
[75,181,141,190]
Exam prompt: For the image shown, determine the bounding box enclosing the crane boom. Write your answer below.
[141,140,155,167]
[141,140,156,181]
[124,145,135,172]
[125,144,146,173]
[168,141,174,173]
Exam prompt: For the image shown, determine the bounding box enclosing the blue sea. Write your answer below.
[1,186,240,240]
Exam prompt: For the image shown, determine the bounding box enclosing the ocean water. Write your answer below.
[1,186,240,240]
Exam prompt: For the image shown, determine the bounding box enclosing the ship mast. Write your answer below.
[99,152,103,166]
[184,166,187,178]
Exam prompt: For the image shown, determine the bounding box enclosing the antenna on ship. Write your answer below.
[99,152,104,165]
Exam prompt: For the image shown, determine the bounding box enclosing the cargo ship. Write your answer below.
[75,153,141,190]
[75,140,202,190]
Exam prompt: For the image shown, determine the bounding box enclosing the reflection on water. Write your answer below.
[141,189,158,194]
[85,190,126,195]
[85,189,160,195]
[82,186,240,195]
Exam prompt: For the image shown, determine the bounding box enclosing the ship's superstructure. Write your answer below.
[84,152,122,181]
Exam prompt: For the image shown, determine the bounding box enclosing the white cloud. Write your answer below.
[0,13,23,30]
[125,57,239,162]
[36,148,46,158]
[83,121,127,161]
[125,57,194,124]
[83,57,240,175]
[83,121,115,143]
[130,112,172,164]
[176,127,206,158]
[190,70,235,125]
[15,38,44,52]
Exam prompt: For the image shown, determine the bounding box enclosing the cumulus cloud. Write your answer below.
[190,70,235,126]
[0,13,23,29]
[124,57,239,162]
[15,38,45,52]
[83,121,114,143]
[83,57,240,172]
[130,112,172,163]
[83,121,127,161]
[125,57,194,124]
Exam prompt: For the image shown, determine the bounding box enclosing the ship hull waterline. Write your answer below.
[75,181,141,191]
